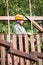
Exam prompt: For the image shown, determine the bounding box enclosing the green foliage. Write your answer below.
[8,0,30,15]
[0,21,8,33]
[40,37,43,52]
[0,0,7,15]
[31,0,43,16]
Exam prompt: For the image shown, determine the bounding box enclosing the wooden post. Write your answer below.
[7,34,12,65]
[19,34,24,65]
[30,34,36,65]
[36,34,42,65]
[24,34,30,65]
[12,34,18,65]
[1,34,6,65]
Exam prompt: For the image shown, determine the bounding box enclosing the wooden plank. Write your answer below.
[24,35,30,65]
[30,52,43,59]
[0,38,12,48]
[30,34,36,65]
[25,16,43,32]
[0,16,43,20]
[30,34,35,52]
[26,16,43,20]
[12,34,18,65]
[7,34,12,65]
[31,20,43,32]
[1,34,6,65]
[8,48,38,61]
[36,34,42,65]
[19,34,24,65]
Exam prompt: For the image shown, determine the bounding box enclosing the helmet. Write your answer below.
[15,14,24,20]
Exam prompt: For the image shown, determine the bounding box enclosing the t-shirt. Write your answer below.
[14,23,27,34]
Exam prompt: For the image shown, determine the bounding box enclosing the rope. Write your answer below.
[6,0,10,40]
[29,0,33,34]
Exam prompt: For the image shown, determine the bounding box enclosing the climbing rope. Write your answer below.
[29,0,33,34]
[6,0,10,41]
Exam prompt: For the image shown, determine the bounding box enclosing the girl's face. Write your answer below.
[19,21,24,25]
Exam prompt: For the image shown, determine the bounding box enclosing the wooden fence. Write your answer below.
[0,34,43,65]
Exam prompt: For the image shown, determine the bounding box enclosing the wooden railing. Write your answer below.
[0,34,43,65]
